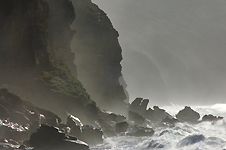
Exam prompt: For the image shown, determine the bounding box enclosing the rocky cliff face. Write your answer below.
[0,0,128,121]
[0,0,49,69]
[0,0,96,124]
[71,0,127,111]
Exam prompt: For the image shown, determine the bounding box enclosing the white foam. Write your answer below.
[91,104,226,150]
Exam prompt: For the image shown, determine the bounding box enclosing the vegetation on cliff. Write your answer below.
[38,60,91,104]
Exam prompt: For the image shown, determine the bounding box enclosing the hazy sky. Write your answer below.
[92,0,226,106]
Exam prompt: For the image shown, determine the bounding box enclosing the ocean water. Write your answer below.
[91,104,226,150]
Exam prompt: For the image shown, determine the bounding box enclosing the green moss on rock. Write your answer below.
[39,60,91,104]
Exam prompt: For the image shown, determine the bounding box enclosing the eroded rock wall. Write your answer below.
[71,0,127,111]
[0,0,49,69]
[0,0,95,123]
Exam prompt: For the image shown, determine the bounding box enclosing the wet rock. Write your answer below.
[97,119,114,131]
[99,110,126,124]
[176,106,200,123]
[159,130,173,136]
[0,89,61,128]
[147,140,164,148]
[102,130,117,138]
[128,111,145,125]
[127,126,154,137]
[115,121,129,133]
[129,98,143,113]
[80,125,103,146]
[202,114,223,122]
[0,138,21,150]
[161,116,179,127]
[67,115,83,127]
[29,125,89,150]
[115,114,126,123]
[145,106,171,123]
[177,134,205,147]
[129,98,149,116]
[140,99,149,115]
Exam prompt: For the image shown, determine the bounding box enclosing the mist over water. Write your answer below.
[92,0,226,105]
[91,104,226,150]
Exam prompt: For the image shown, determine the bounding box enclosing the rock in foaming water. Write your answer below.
[29,124,89,150]
[177,134,205,147]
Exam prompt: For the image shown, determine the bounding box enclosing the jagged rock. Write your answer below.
[97,118,113,131]
[99,110,126,124]
[177,134,205,147]
[161,116,179,127]
[147,140,164,148]
[202,114,223,122]
[115,114,126,123]
[29,125,89,150]
[129,98,143,113]
[0,138,23,150]
[129,98,150,117]
[102,130,117,138]
[67,115,83,127]
[128,111,145,125]
[159,130,173,136]
[176,106,200,123]
[140,99,149,115]
[115,121,129,133]
[80,125,103,146]
[145,106,171,123]
[127,126,154,137]
[0,89,62,141]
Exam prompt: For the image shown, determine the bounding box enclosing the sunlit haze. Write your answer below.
[92,0,226,106]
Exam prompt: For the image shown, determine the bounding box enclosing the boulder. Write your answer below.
[176,106,200,123]
[115,121,129,133]
[177,134,205,148]
[202,114,223,122]
[145,106,171,123]
[128,111,145,125]
[80,125,103,146]
[29,125,89,150]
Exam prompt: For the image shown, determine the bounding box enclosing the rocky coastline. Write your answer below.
[0,0,223,149]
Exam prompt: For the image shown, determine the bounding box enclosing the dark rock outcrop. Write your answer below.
[79,125,103,146]
[127,126,154,137]
[115,121,129,133]
[71,0,128,112]
[66,116,103,146]
[0,0,102,125]
[29,125,89,150]
[176,106,200,123]
[128,111,145,125]
[147,140,164,149]
[202,114,223,122]
[161,116,179,127]
[129,98,171,124]
[177,134,205,148]
[46,0,77,77]
[0,0,49,69]
[0,88,61,142]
